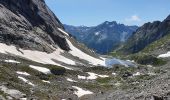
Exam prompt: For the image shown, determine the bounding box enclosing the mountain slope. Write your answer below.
[64,21,138,54]
[118,15,170,55]
[0,0,107,69]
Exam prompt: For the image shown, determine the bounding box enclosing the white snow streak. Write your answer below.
[78,72,109,80]
[18,76,34,86]
[16,71,30,76]
[66,39,105,66]
[4,60,20,64]
[72,86,93,97]
[42,80,50,83]
[58,28,69,36]
[66,78,77,82]
[133,72,141,76]
[158,51,170,58]
[29,65,51,74]
[78,75,86,80]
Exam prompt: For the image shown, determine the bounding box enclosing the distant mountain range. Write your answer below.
[64,21,138,54]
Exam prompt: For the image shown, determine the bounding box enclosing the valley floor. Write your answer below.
[0,52,170,100]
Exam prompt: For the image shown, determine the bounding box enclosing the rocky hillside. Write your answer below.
[117,15,170,55]
[0,0,67,52]
[64,21,138,54]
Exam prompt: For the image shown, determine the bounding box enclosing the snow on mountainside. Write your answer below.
[0,0,107,69]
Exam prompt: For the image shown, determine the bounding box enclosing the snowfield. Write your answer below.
[158,51,170,58]
[72,86,93,97]
[0,43,74,70]
[4,60,20,64]
[29,65,51,74]
[18,76,34,86]
[66,39,106,66]
[16,71,30,76]
[0,39,136,69]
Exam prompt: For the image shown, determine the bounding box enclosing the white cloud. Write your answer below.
[125,15,141,22]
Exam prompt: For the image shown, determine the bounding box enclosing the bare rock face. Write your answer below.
[0,0,70,52]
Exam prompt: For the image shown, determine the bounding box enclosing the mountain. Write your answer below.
[0,0,107,68]
[118,15,170,55]
[64,21,138,54]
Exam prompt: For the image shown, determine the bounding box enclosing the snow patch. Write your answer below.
[4,60,20,64]
[115,82,121,86]
[18,76,34,86]
[133,72,141,76]
[94,32,100,36]
[66,39,105,66]
[86,72,98,80]
[158,51,170,58]
[16,71,30,76]
[87,72,109,79]
[78,75,86,80]
[42,80,50,83]
[126,60,135,63]
[112,72,116,75]
[72,86,93,97]
[29,65,51,74]
[58,28,69,36]
[66,78,77,82]
[147,65,153,68]
[78,72,109,80]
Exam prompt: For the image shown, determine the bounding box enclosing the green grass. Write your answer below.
[96,77,112,83]
[142,33,170,53]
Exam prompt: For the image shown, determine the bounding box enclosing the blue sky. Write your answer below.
[45,0,170,26]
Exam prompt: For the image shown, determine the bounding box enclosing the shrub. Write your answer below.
[48,65,66,75]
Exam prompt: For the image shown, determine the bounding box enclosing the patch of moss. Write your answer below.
[96,77,112,83]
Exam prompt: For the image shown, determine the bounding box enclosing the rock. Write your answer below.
[151,95,164,100]
[0,95,6,100]
[0,0,70,52]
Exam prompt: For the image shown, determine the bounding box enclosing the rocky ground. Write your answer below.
[86,59,170,100]
[0,51,169,100]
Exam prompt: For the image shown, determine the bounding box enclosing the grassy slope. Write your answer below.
[141,33,170,54]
